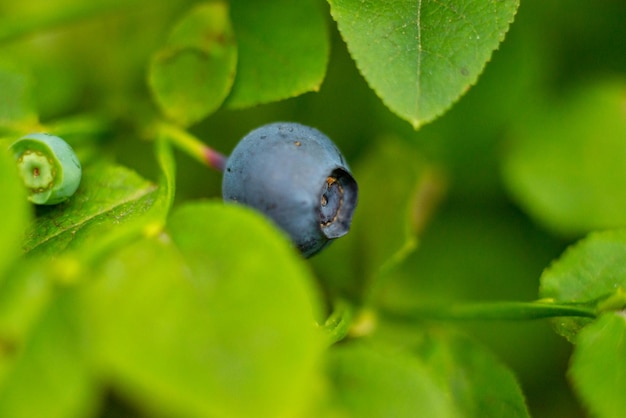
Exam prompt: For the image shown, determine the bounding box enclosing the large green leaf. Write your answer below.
[225,0,329,108]
[328,0,519,128]
[326,341,458,418]
[0,292,96,418]
[539,229,626,341]
[413,330,529,418]
[23,163,157,257]
[503,79,626,236]
[148,1,237,126]
[80,202,324,418]
[569,312,626,418]
[0,150,30,282]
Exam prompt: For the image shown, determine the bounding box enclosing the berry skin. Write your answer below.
[222,122,358,257]
[9,133,82,205]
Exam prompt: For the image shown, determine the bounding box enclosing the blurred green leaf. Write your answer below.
[503,79,626,236]
[0,149,30,282]
[326,341,458,418]
[0,62,37,130]
[0,0,138,43]
[149,1,237,126]
[0,262,55,358]
[80,202,325,418]
[0,292,96,418]
[225,0,329,108]
[539,229,626,341]
[414,330,529,418]
[569,312,626,418]
[23,163,157,257]
[328,0,519,128]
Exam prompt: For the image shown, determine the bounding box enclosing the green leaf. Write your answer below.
[326,341,458,418]
[0,263,55,359]
[503,79,626,236]
[80,202,324,418]
[413,330,529,418]
[0,61,37,131]
[0,149,30,281]
[23,163,157,257]
[226,0,329,108]
[0,0,140,43]
[312,137,440,300]
[148,1,237,126]
[0,292,96,418]
[539,229,626,341]
[570,312,626,418]
[328,0,519,128]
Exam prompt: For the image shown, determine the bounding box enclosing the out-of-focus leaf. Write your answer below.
[149,1,237,126]
[23,163,157,257]
[414,330,529,418]
[80,202,324,418]
[539,229,626,341]
[0,149,30,282]
[503,79,626,236]
[0,292,96,418]
[0,0,139,43]
[226,0,329,108]
[569,312,626,418]
[326,341,457,418]
[328,0,519,128]
[0,263,55,361]
[0,62,37,131]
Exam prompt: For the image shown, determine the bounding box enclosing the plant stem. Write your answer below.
[380,300,597,322]
[157,122,227,172]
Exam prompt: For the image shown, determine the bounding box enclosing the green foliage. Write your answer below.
[23,164,157,257]
[226,0,329,108]
[539,230,626,341]
[503,79,626,236]
[328,0,519,128]
[0,0,625,417]
[0,150,29,282]
[149,2,237,126]
[327,341,459,417]
[570,313,626,418]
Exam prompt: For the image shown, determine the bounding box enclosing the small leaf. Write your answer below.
[328,0,519,128]
[503,79,626,236]
[0,293,96,418]
[326,341,457,418]
[148,1,237,126]
[225,0,329,108]
[414,330,529,418]
[570,312,626,418]
[80,202,324,418]
[0,150,30,282]
[23,163,157,257]
[539,229,626,341]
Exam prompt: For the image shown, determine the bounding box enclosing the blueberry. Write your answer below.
[222,122,358,257]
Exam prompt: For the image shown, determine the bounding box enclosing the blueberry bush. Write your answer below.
[0,0,625,417]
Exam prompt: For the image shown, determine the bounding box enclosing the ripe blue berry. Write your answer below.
[222,122,358,257]
[9,133,82,205]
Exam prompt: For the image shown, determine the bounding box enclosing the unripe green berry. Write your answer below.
[9,133,82,205]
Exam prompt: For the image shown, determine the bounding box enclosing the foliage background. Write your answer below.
[0,0,625,417]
